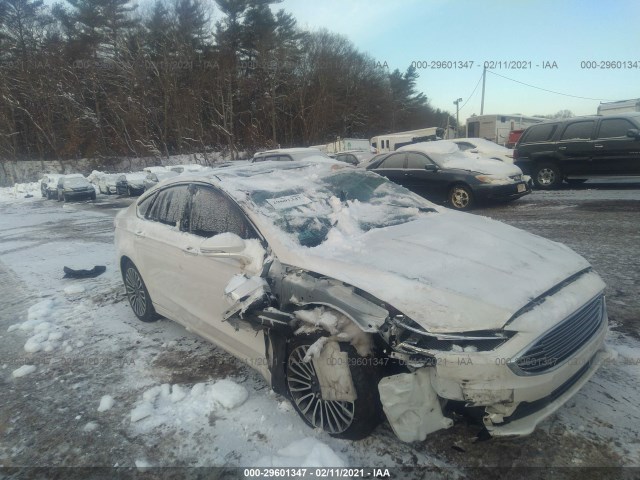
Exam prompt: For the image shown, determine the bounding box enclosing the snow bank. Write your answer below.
[98,395,115,412]
[12,365,37,378]
[256,438,346,467]
[129,380,248,432]
[0,181,40,202]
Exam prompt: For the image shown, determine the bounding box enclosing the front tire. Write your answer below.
[448,184,474,210]
[122,260,159,322]
[286,334,382,440]
[533,163,562,189]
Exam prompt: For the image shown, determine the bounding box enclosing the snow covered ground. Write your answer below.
[1,180,639,476]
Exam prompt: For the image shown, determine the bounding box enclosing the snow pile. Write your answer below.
[98,395,115,412]
[8,298,66,353]
[129,380,248,432]
[0,181,41,202]
[255,437,346,467]
[12,365,37,378]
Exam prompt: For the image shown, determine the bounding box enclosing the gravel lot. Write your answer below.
[1,178,639,478]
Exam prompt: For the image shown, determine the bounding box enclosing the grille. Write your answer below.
[509,295,605,375]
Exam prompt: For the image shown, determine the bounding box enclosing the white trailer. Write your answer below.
[370,127,454,153]
[597,99,640,116]
[466,114,545,146]
[326,138,371,153]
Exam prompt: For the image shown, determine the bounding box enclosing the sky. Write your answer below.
[273,0,640,120]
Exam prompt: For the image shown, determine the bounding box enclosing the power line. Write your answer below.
[458,70,484,112]
[486,70,615,101]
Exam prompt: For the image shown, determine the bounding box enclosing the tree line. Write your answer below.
[0,0,455,164]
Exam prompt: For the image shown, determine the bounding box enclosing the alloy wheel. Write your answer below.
[287,344,355,434]
[125,267,147,317]
[450,187,470,209]
[537,167,556,186]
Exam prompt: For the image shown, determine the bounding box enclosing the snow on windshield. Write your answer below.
[227,165,437,248]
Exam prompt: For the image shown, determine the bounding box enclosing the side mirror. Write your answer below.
[200,233,246,255]
[626,129,640,139]
[424,164,438,172]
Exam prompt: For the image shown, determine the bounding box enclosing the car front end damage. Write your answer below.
[380,269,609,440]
[229,260,610,442]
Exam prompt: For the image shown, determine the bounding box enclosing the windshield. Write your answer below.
[64,177,89,187]
[249,169,437,247]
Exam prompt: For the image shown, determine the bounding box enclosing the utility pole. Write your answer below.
[453,98,462,138]
[480,66,486,115]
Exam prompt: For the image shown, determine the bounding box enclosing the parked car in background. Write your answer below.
[116,173,147,196]
[251,148,330,163]
[514,113,640,189]
[450,138,515,163]
[115,159,608,441]
[169,164,207,174]
[56,175,96,202]
[40,174,62,199]
[506,129,525,148]
[331,150,376,166]
[144,171,179,191]
[143,166,168,174]
[97,173,120,194]
[367,141,529,210]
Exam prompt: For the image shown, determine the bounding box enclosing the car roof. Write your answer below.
[254,148,322,156]
[137,157,346,201]
[533,112,640,125]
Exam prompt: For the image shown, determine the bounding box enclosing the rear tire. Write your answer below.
[448,184,474,210]
[90,191,96,201]
[533,163,562,189]
[122,260,159,323]
[286,333,382,440]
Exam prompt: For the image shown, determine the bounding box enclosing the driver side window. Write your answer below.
[189,186,257,239]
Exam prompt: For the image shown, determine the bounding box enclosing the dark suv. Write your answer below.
[513,113,640,189]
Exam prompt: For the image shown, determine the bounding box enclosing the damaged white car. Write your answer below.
[114,158,610,441]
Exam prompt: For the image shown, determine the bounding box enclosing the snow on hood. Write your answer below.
[399,141,521,176]
[191,160,591,333]
[277,210,591,332]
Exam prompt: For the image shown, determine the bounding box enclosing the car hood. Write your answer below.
[274,210,592,332]
[443,156,521,176]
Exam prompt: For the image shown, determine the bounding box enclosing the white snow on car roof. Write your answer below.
[397,140,459,155]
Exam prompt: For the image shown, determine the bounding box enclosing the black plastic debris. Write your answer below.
[63,265,106,279]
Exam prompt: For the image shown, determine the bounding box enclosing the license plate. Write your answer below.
[517,183,526,193]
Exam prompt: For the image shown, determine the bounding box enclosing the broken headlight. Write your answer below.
[391,316,513,354]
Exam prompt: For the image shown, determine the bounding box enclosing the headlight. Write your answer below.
[391,316,513,354]
[475,174,513,185]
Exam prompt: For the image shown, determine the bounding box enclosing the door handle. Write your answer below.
[134,231,144,237]
[594,144,603,148]
[558,146,567,151]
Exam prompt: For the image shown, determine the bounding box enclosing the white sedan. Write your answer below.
[115,158,609,441]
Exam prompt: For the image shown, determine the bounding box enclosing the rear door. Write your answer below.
[372,153,407,186]
[556,120,596,174]
[133,185,191,314]
[592,117,640,174]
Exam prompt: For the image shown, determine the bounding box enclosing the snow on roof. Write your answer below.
[397,140,459,155]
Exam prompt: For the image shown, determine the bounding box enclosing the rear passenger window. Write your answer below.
[189,186,257,239]
[147,185,190,227]
[521,124,558,143]
[560,121,594,141]
[137,193,156,217]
